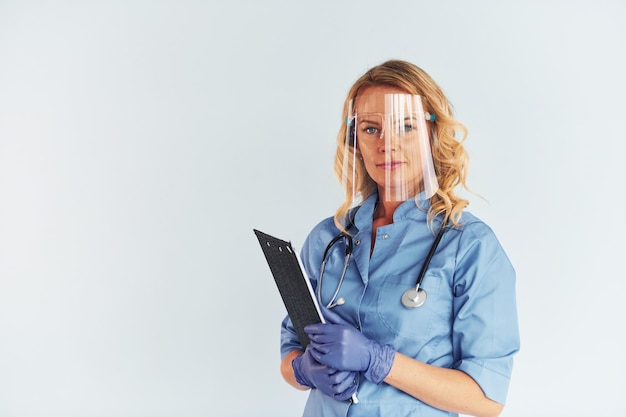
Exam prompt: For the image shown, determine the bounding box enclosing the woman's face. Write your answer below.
[353,86,429,201]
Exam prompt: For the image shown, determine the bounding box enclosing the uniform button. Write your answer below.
[382,234,389,239]
[355,324,360,330]
[355,239,361,246]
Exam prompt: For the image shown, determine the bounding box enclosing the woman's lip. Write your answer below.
[376,161,405,169]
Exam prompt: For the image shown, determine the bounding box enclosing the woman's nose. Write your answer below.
[378,128,399,151]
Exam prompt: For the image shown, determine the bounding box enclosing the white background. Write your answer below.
[1,1,625,416]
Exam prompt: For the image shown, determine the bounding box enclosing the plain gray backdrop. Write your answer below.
[1,1,624,416]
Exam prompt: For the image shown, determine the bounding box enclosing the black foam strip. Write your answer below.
[253,229,322,349]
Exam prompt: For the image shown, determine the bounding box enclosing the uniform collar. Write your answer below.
[352,192,431,231]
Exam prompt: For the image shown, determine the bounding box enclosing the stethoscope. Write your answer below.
[317,221,447,309]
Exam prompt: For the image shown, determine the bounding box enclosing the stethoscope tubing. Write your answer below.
[318,219,447,310]
[414,221,447,291]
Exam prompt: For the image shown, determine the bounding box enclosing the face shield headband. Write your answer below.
[341,94,438,205]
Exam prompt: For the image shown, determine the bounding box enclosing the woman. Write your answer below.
[280,60,520,417]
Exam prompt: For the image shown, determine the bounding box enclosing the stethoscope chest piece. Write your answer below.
[401,288,427,309]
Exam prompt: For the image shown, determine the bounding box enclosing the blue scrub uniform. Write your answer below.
[281,194,520,417]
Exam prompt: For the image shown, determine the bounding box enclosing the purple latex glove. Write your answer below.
[292,347,358,401]
[305,307,396,384]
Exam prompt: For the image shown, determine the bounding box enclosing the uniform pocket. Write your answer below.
[376,273,445,342]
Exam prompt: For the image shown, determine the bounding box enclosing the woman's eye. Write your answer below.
[364,126,379,135]
[403,124,415,132]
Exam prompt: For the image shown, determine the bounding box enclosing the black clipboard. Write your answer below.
[253,229,324,349]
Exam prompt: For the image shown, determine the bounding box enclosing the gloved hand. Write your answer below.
[292,346,358,401]
[305,307,396,384]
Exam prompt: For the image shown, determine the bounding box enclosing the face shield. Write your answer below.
[342,93,438,205]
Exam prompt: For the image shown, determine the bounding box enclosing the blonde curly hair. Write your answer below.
[334,60,470,232]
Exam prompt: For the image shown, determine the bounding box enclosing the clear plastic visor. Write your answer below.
[342,94,438,204]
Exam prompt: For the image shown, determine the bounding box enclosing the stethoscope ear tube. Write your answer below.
[318,232,353,309]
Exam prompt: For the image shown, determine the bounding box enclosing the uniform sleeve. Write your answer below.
[451,222,520,405]
[280,315,301,358]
